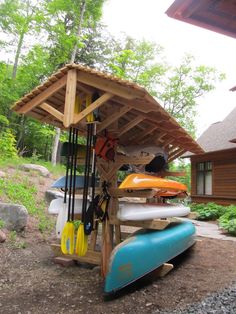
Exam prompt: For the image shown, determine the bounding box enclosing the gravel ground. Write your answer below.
[158,282,236,314]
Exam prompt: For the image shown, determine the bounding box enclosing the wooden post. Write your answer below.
[63,69,77,128]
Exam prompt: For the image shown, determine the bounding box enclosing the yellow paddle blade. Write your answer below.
[75,223,88,256]
[74,95,82,114]
[86,94,94,122]
[61,222,75,255]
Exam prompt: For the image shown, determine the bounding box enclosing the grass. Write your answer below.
[0,157,58,233]
[0,156,65,177]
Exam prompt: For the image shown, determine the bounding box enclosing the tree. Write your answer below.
[0,0,44,78]
[107,38,225,137]
[157,54,225,136]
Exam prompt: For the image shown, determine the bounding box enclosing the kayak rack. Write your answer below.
[11,64,202,286]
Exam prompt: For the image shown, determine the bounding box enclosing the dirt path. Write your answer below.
[1,235,236,314]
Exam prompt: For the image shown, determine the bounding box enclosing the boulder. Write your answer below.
[45,189,64,203]
[20,164,50,177]
[0,203,28,231]
[0,230,6,243]
[0,171,6,178]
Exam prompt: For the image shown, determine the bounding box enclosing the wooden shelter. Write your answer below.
[12,64,203,275]
[183,107,236,205]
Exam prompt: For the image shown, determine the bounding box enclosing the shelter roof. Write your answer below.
[166,0,236,39]
[12,63,203,161]
[183,107,236,157]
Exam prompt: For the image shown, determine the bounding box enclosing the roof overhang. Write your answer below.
[12,63,204,161]
[166,0,236,39]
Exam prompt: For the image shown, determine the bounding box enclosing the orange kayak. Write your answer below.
[119,173,187,192]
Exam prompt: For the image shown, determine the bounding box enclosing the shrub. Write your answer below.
[219,205,236,235]
[190,202,226,220]
[0,129,18,159]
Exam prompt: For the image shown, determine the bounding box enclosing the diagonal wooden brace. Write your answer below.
[73,92,113,125]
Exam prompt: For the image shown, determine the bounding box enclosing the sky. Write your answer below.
[102,0,236,137]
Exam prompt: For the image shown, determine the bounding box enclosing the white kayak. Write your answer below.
[48,198,87,239]
[48,198,83,215]
[117,203,190,221]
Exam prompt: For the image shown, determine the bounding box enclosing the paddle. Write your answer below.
[61,128,76,255]
[75,124,92,256]
[84,123,97,235]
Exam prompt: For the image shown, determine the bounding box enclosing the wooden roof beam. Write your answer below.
[119,116,144,137]
[39,102,64,122]
[97,105,131,133]
[73,92,113,125]
[77,71,145,100]
[168,148,186,162]
[17,75,67,114]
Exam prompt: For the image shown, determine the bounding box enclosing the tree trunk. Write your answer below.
[12,31,25,79]
[70,0,86,63]
[51,127,60,166]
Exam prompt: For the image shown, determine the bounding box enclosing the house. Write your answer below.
[166,1,236,205]
[185,107,236,205]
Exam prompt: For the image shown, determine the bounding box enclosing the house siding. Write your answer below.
[190,148,236,205]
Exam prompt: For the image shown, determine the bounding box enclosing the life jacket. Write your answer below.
[95,136,117,162]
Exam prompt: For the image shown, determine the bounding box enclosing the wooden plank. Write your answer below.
[77,71,145,100]
[109,216,171,230]
[159,170,186,177]
[169,149,186,162]
[39,102,64,122]
[115,154,154,165]
[154,263,173,278]
[73,92,113,125]
[51,243,101,265]
[63,69,77,128]
[17,75,67,114]
[97,105,131,133]
[119,116,143,136]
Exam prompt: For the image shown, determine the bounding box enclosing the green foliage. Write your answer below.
[168,160,191,191]
[0,129,18,159]
[0,173,54,233]
[219,205,236,235]
[158,55,225,137]
[0,176,38,214]
[190,202,227,220]
[8,230,27,249]
[0,219,5,229]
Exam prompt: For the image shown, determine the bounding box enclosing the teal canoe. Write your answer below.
[105,221,196,293]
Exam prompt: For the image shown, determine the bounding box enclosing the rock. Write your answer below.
[0,230,6,243]
[0,171,6,178]
[20,164,50,177]
[45,189,64,203]
[0,203,28,231]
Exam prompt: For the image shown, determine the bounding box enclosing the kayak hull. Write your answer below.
[117,203,190,221]
[104,221,196,293]
[119,173,187,192]
[51,175,99,189]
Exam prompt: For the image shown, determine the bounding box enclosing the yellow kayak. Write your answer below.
[119,173,187,192]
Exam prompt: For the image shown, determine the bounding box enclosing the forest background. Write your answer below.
[0,0,224,169]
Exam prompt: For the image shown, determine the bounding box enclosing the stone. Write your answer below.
[20,164,50,177]
[0,203,28,231]
[45,189,64,203]
[0,171,6,178]
[0,230,6,243]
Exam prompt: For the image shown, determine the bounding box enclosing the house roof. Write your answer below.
[184,107,236,157]
[166,0,236,39]
[12,63,203,160]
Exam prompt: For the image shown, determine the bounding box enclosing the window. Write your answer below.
[196,161,212,195]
